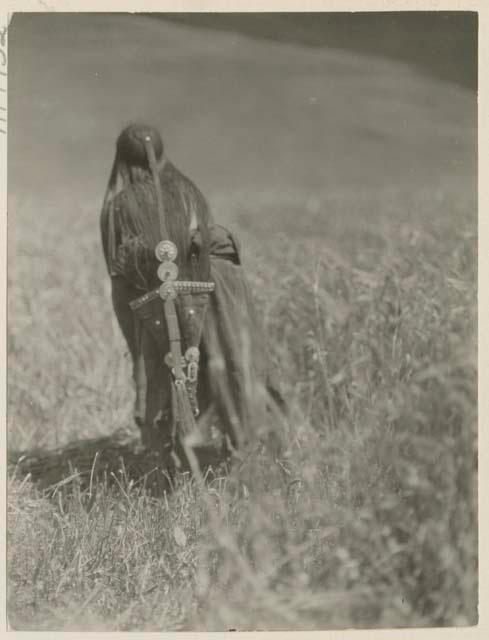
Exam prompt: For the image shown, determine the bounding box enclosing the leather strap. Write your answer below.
[140,134,203,444]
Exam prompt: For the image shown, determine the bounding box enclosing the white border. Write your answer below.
[1,3,485,639]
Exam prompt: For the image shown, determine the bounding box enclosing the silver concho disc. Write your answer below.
[159,282,177,300]
[185,346,200,363]
[155,240,178,263]
[157,261,178,282]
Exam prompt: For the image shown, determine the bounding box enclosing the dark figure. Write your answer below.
[100,123,284,460]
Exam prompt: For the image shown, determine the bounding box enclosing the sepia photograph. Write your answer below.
[6,10,478,631]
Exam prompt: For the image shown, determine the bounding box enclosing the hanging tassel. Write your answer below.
[174,378,197,438]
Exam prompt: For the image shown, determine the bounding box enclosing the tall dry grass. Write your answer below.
[7,185,477,630]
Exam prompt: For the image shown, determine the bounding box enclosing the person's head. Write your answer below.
[103,121,212,284]
[116,123,164,170]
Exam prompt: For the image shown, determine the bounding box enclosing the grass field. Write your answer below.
[7,14,477,630]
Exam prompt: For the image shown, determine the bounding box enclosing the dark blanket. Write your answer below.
[108,223,283,452]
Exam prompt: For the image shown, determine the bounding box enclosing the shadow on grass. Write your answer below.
[8,431,229,497]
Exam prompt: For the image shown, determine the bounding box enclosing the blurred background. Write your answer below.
[8,12,477,233]
[161,12,477,88]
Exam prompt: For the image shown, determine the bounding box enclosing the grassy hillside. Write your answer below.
[159,12,478,90]
[7,13,477,630]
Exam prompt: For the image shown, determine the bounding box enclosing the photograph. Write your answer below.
[6,10,478,631]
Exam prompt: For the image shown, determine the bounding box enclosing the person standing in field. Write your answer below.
[100,123,284,462]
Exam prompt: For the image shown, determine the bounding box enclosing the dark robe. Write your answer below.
[101,162,283,453]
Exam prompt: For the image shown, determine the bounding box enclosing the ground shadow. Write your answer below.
[8,432,229,497]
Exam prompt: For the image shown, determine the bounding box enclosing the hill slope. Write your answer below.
[9,13,476,223]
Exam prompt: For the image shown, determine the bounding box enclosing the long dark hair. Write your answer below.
[101,123,213,289]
